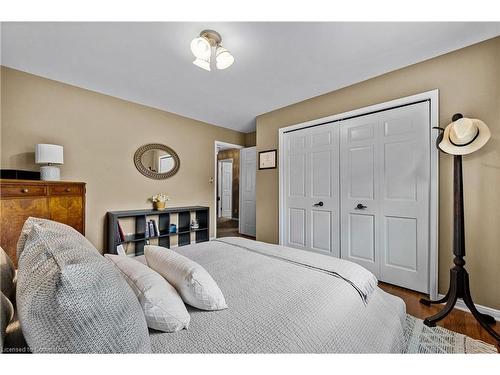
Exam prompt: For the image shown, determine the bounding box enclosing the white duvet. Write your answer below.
[147,237,406,353]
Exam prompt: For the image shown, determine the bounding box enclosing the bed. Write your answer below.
[137,237,406,353]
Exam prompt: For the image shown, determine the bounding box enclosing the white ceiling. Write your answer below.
[1,22,499,132]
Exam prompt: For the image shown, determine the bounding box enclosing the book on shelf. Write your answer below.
[117,222,125,242]
[153,220,160,236]
[149,221,155,237]
[115,222,125,245]
[145,221,150,238]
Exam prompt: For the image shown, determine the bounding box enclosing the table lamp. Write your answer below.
[35,144,64,181]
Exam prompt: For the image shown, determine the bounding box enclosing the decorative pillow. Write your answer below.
[0,246,16,302]
[105,254,190,332]
[16,218,151,353]
[144,245,227,311]
[1,292,14,353]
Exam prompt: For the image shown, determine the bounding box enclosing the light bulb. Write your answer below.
[215,46,234,70]
[193,57,211,71]
[190,37,211,59]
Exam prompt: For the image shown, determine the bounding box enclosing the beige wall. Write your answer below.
[244,131,256,147]
[1,67,245,250]
[256,37,500,309]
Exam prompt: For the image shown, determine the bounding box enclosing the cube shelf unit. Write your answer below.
[106,206,209,256]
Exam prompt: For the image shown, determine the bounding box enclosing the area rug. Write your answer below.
[404,314,497,353]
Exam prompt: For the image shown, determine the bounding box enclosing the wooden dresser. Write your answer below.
[0,179,86,266]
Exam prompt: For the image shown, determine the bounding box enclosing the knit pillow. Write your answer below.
[16,218,151,353]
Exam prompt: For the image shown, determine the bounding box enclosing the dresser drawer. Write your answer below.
[0,184,47,197]
[49,184,83,196]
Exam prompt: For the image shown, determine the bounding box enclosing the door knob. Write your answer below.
[356,203,367,210]
[313,201,324,207]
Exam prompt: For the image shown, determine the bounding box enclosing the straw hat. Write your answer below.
[438,117,490,155]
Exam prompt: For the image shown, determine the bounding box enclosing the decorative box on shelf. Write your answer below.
[106,206,209,256]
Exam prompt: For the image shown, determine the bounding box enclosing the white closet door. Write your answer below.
[378,102,430,292]
[339,115,381,275]
[340,102,430,293]
[239,147,256,237]
[284,123,340,256]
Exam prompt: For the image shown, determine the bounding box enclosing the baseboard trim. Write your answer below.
[437,294,500,322]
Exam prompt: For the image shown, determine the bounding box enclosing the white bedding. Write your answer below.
[146,237,406,353]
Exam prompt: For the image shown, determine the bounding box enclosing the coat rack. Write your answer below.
[420,113,500,343]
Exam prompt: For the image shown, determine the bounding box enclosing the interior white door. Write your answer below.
[340,101,430,293]
[339,115,380,275]
[220,160,233,218]
[239,147,256,236]
[283,123,340,256]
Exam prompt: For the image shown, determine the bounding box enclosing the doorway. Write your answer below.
[214,141,243,238]
[214,141,256,239]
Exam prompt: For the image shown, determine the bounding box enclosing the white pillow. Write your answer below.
[105,254,190,332]
[144,245,227,311]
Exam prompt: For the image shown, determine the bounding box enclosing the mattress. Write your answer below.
[147,237,406,353]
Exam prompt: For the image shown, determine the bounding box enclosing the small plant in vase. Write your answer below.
[150,193,170,211]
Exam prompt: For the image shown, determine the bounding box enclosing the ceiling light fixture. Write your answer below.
[190,30,234,71]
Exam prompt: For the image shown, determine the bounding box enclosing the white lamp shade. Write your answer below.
[193,57,211,71]
[190,37,211,59]
[35,144,64,164]
[215,46,234,70]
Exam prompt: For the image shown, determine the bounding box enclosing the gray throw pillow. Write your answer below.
[16,218,151,353]
[0,246,16,302]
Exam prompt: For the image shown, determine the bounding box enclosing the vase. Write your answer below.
[154,201,166,211]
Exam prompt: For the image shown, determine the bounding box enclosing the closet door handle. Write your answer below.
[355,203,367,210]
[313,201,324,207]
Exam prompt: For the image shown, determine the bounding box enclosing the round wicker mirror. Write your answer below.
[134,143,180,179]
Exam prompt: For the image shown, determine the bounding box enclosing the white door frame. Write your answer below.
[214,141,244,239]
[219,158,233,218]
[278,89,439,299]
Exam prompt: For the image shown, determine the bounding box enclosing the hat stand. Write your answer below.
[420,113,500,344]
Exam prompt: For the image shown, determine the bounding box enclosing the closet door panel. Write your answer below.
[289,153,306,197]
[384,140,417,201]
[311,150,332,198]
[289,208,306,247]
[385,216,417,271]
[379,102,430,293]
[348,146,375,200]
[284,124,339,256]
[348,213,376,262]
[340,116,381,276]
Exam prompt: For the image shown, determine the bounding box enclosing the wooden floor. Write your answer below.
[216,217,255,239]
[380,282,500,351]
